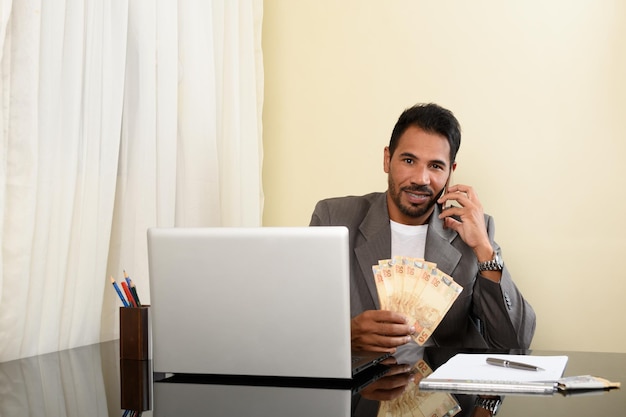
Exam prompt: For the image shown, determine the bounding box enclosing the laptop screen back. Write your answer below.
[147,226,352,378]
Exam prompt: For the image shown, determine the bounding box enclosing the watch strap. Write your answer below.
[477,251,503,272]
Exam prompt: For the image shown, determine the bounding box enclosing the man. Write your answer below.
[310,103,536,352]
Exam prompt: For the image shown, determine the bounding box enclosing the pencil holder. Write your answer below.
[120,306,150,360]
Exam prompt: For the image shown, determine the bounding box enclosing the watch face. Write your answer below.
[495,252,503,268]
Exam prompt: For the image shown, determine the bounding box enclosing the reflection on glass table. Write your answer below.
[0,340,624,417]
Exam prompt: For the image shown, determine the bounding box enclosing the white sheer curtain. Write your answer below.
[0,0,264,362]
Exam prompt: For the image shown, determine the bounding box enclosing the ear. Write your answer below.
[384,147,391,173]
[444,163,457,190]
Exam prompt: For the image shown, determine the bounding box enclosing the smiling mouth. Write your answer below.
[405,190,431,203]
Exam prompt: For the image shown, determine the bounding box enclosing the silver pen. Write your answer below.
[486,357,545,371]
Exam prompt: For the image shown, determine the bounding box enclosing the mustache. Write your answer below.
[401,185,434,195]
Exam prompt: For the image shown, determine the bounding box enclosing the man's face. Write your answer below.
[384,126,455,225]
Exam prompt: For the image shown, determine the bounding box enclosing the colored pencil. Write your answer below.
[124,270,142,307]
[110,276,129,307]
[120,280,137,307]
[130,281,142,307]
[124,270,132,287]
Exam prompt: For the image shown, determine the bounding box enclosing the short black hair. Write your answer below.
[388,103,461,164]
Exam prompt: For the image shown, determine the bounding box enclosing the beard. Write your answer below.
[387,176,442,220]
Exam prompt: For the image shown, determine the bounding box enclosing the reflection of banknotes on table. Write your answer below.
[373,257,463,346]
[377,359,461,417]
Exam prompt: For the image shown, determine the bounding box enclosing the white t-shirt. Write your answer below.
[390,220,428,259]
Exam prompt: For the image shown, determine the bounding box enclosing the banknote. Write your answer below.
[392,256,407,313]
[372,265,389,310]
[395,256,424,319]
[397,258,429,334]
[377,259,396,307]
[404,258,437,309]
[372,256,463,346]
[412,268,463,346]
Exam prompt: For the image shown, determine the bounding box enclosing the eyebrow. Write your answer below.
[398,152,448,169]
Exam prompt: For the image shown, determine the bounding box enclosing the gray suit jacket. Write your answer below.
[310,192,536,349]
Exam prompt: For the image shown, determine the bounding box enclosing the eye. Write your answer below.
[402,158,414,165]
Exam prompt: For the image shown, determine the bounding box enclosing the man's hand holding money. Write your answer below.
[350,310,416,353]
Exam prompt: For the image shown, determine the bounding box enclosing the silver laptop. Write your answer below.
[147,226,388,380]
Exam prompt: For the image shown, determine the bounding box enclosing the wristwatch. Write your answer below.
[477,251,503,272]
[474,396,501,415]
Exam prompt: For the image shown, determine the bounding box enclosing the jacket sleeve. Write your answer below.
[472,216,536,349]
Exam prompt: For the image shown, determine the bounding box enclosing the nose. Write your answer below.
[411,165,430,186]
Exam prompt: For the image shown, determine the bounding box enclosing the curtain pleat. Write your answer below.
[0,0,264,363]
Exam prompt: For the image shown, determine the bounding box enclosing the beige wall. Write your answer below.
[262,1,626,352]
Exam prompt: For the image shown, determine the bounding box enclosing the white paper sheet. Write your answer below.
[426,354,569,382]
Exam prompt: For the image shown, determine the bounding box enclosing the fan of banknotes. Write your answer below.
[373,256,463,346]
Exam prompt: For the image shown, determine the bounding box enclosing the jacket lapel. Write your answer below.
[354,193,391,309]
[424,204,462,276]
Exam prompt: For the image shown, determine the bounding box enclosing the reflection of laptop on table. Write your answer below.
[153,382,355,417]
[147,226,389,381]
